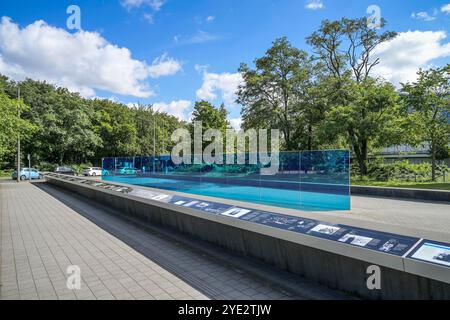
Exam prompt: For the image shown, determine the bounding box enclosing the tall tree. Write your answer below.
[189,100,229,153]
[306,18,400,175]
[0,91,35,165]
[402,65,450,181]
[237,37,312,150]
[92,99,139,159]
[306,17,397,84]
[132,104,185,156]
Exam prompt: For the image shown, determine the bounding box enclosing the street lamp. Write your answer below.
[17,87,21,183]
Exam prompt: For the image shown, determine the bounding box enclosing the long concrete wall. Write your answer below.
[45,176,450,300]
[351,185,450,202]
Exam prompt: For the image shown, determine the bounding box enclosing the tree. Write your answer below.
[322,78,403,177]
[187,100,230,158]
[306,17,397,84]
[237,37,313,150]
[132,104,185,156]
[402,65,450,181]
[92,99,139,159]
[306,18,400,175]
[191,101,229,131]
[0,88,36,166]
[7,79,102,165]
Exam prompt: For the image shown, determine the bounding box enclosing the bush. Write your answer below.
[0,169,13,177]
[353,158,448,182]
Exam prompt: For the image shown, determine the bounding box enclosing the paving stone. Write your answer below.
[0,181,349,301]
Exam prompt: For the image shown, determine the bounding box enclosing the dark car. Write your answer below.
[54,166,77,176]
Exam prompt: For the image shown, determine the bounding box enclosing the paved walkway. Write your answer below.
[0,180,349,300]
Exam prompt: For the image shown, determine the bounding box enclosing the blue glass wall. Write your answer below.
[102,150,350,211]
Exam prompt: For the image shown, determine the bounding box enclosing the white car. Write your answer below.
[83,167,103,176]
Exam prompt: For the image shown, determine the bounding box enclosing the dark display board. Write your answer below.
[240,210,419,256]
[127,185,421,257]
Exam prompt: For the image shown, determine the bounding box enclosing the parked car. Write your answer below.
[12,168,42,180]
[83,167,103,176]
[54,166,77,176]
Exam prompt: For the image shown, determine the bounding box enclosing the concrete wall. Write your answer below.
[351,185,450,202]
[45,176,450,300]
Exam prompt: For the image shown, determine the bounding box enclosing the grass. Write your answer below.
[352,180,450,190]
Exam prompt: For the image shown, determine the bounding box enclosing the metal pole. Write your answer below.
[17,87,21,182]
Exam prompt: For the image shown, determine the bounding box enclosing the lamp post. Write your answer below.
[152,106,160,175]
[17,87,21,183]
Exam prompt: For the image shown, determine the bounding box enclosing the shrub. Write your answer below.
[353,158,448,182]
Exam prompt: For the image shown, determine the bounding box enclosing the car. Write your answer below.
[12,168,42,180]
[54,166,77,176]
[117,167,140,175]
[82,167,103,176]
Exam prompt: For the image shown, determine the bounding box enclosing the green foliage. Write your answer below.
[323,78,405,176]
[191,101,229,131]
[0,90,36,163]
[189,100,229,150]
[238,37,313,150]
[0,75,185,170]
[352,159,449,182]
[306,17,397,83]
[401,65,450,180]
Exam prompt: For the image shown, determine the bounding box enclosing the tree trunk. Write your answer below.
[353,139,368,178]
[307,124,312,151]
[431,141,436,181]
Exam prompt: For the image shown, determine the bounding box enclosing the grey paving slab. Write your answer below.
[1,181,352,300]
[0,181,206,300]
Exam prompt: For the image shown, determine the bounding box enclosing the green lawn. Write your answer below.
[352,180,450,191]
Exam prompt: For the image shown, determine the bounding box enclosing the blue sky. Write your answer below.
[0,0,449,126]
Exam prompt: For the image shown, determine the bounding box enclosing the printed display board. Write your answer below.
[126,184,421,257]
[47,173,448,262]
[239,210,419,256]
[407,240,450,267]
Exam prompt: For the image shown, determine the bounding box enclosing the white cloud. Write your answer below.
[442,4,450,13]
[229,118,242,130]
[196,68,243,106]
[206,16,215,23]
[0,17,160,97]
[143,13,154,24]
[174,30,218,45]
[371,30,450,86]
[149,54,182,78]
[305,0,324,10]
[153,100,192,120]
[411,11,436,21]
[121,0,165,11]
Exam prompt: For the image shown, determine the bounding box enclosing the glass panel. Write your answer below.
[102,150,350,211]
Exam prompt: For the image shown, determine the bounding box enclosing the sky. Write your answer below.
[0,0,449,128]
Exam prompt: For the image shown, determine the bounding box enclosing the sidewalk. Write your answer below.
[0,181,349,300]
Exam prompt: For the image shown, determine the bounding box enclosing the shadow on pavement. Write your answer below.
[32,181,354,300]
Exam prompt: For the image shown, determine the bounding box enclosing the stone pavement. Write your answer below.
[0,180,349,300]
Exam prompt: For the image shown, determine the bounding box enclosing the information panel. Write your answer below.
[239,210,419,256]
[50,174,438,260]
[407,240,450,267]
